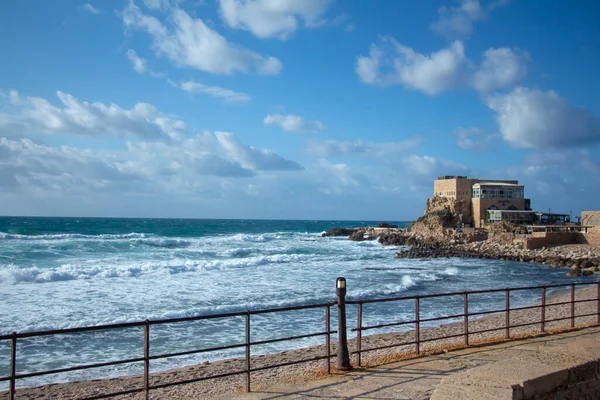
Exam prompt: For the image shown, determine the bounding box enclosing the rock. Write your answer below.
[378,233,408,246]
[566,269,582,277]
[377,222,399,229]
[582,269,595,276]
[348,230,365,241]
[322,228,356,237]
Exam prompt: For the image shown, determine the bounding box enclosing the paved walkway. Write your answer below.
[220,326,600,400]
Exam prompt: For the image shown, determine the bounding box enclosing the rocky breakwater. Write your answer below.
[396,228,600,277]
[321,223,406,242]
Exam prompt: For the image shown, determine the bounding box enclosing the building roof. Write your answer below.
[473,182,523,187]
[487,210,540,214]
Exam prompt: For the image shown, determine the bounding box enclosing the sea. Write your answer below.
[0,216,591,388]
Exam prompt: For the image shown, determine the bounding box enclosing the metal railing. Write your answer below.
[1,281,599,399]
[348,281,600,367]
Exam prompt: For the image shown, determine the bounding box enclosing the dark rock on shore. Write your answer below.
[378,233,408,246]
[377,223,399,229]
[321,228,357,237]
[349,231,365,241]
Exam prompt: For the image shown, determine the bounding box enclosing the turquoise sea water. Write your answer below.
[0,216,592,388]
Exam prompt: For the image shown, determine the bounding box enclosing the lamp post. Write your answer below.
[335,277,352,371]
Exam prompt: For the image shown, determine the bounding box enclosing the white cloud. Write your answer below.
[125,49,164,77]
[306,138,422,158]
[218,0,332,39]
[357,39,528,95]
[401,155,469,177]
[171,80,251,103]
[431,0,486,39]
[487,87,600,148]
[142,0,171,11]
[122,1,282,75]
[82,4,103,15]
[264,114,325,133]
[215,131,303,171]
[356,38,467,95]
[472,48,529,93]
[455,127,498,151]
[0,90,186,141]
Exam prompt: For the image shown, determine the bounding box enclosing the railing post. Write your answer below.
[356,303,362,367]
[9,332,16,400]
[570,284,575,328]
[335,277,351,371]
[597,282,600,325]
[505,289,510,339]
[463,292,469,346]
[245,311,251,392]
[541,287,546,333]
[144,320,150,400]
[415,297,420,355]
[325,305,331,374]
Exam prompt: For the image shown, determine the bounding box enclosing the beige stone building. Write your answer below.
[582,211,600,226]
[433,176,531,227]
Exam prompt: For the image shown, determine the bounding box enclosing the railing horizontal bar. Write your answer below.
[2,322,144,340]
[420,313,465,323]
[150,369,247,390]
[467,309,506,317]
[346,282,598,305]
[250,303,334,315]
[250,331,326,346]
[250,355,328,373]
[508,304,543,312]
[0,376,9,382]
[150,311,247,325]
[468,326,511,336]
[355,319,417,332]
[15,357,145,379]
[352,340,417,354]
[149,342,246,361]
[78,387,144,400]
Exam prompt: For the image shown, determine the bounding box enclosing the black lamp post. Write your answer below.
[335,277,352,371]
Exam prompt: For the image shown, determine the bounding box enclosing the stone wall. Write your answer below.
[582,226,600,245]
[525,233,586,250]
[524,230,600,249]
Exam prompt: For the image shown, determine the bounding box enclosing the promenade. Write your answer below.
[221,326,600,400]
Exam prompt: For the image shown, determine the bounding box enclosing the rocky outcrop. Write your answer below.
[397,240,600,277]
[349,231,365,241]
[321,228,357,237]
[377,223,399,229]
[378,232,409,246]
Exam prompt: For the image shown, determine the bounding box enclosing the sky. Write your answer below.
[1,0,599,221]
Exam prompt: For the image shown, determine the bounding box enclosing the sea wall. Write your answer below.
[583,226,600,245]
[525,228,600,249]
[525,232,587,250]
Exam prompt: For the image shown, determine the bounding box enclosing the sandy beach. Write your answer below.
[2,283,599,400]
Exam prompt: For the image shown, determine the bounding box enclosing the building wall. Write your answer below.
[433,178,478,199]
[472,198,526,228]
[582,226,600,245]
[582,211,600,226]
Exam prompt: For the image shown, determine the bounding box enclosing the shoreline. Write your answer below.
[3,285,599,400]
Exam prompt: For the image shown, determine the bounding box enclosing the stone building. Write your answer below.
[433,176,531,227]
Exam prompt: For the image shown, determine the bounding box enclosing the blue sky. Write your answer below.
[1,0,599,220]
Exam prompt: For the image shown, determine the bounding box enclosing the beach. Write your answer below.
[3,284,598,400]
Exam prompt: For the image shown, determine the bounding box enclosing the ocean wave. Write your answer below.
[132,238,192,249]
[0,254,311,284]
[0,232,150,241]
